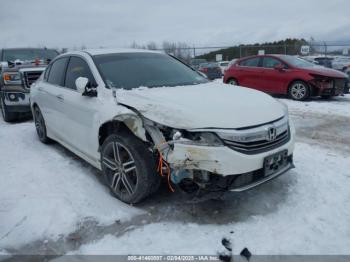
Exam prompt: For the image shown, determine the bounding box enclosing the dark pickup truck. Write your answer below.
[0,48,58,122]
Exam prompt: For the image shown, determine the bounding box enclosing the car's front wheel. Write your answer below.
[101,133,160,204]
[288,81,310,101]
[0,96,17,122]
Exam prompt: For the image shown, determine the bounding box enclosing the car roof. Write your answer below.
[83,48,162,56]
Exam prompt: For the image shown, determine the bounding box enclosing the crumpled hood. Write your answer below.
[115,82,285,129]
[304,66,348,78]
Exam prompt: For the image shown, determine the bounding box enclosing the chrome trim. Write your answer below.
[215,115,289,143]
[230,162,294,192]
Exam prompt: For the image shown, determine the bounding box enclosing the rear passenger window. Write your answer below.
[239,57,260,67]
[65,57,96,90]
[47,58,69,86]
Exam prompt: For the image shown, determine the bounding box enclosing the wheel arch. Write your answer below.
[98,114,149,150]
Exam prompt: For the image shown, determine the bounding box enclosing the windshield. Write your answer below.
[3,49,59,62]
[94,52,208,89]
[279,55,315,68]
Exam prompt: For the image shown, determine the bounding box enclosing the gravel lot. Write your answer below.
[0,94,349,256]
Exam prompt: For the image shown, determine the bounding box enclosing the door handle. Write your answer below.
[56,94,64,101]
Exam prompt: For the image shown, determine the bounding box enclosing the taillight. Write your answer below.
[200,68,208,73]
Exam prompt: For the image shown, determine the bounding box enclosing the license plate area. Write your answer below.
[264,150,288,177]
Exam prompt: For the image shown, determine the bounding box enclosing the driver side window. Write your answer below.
[65,57,96,90]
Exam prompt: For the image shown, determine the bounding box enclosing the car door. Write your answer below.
[235,57,263,90]
[37,57,69,139]
[259,57,290,94]
[54,56,99,159]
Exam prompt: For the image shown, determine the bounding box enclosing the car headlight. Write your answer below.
[3,72,21,84]
[177,131,223,146]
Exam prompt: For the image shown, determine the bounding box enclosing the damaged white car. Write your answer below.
[30,49,295,204]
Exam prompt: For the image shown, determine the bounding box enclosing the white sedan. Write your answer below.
[30,49,295,204]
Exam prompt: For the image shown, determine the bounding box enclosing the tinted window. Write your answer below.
[47,57,69,86]
[65,57,96,90]
[262,57,282,68]
[94,53,208,89]
[239,57,260,67]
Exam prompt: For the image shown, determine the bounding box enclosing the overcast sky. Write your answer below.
[1,0,349,49]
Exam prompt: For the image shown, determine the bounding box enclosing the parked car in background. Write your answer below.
[189,58,207,70]
[345,67,350,90]
[224,54,348,100]
[218,61,230,75]
[31,49,295,204]
[302,56,333,68]
[228,58,238,68]
[0,48,59,121]
[332,56,350,71]
[198,62,222,80]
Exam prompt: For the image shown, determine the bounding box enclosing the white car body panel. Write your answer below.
[30,49,295,178]
[115,82,285,129]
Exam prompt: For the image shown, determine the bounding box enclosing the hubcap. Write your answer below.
[291,83,307,99]
[34,109,45,139]
[102,141,138,197]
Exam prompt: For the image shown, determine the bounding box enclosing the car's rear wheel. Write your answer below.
[101,133,160,204]
[288,81,310,101]
[33,106,51,144]
[0,96,17,122]
[227,78,238,85]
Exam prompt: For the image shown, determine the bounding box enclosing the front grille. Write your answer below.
[224,127,290,155]
[23,71,42,88]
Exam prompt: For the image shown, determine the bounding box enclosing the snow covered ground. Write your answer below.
[0,94,349,256]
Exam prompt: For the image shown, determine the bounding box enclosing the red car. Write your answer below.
[223,54,349,100]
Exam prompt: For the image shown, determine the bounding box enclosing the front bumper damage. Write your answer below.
[309,78,348,96]
[145,118,296,194]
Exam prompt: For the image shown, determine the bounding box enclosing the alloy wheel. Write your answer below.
[102,141,138,198]
[34,108,45,139]
[228,79,237,85]
[290,83,307,100]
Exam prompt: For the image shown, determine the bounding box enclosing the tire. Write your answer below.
[288,81,310,101]
[101,132,160,204]
[0,95,17,122]
[33,106,51,144]
[227,78,238,85]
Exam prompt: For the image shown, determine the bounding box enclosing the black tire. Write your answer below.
[0,95,18,122]
[101,132,160,204]
[33,106,51,144]
[288,81,310,101]
[227,78,238,85]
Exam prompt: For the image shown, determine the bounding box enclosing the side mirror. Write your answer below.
[75,77,97,97]
[274,63,285,71]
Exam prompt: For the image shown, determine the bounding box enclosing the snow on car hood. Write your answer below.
[115,82,285,129]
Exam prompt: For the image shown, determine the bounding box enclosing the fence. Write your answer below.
[158,42,350,62]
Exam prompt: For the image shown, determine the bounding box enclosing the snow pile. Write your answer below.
[72,142,350,255]
[0,120,142,249]
[279,94,350,117]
